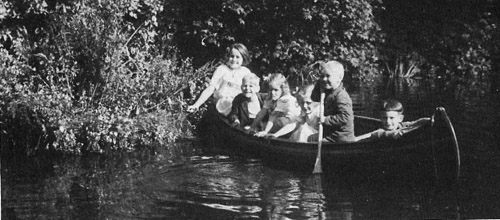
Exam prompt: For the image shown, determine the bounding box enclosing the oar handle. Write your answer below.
[313,91,325,174]
[319,92,325,124]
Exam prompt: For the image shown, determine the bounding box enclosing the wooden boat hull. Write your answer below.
[204,107,460,181]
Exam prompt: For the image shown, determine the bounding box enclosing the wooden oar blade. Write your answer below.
[313,155,322,174]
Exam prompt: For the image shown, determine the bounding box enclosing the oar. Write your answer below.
[313,90,325,174]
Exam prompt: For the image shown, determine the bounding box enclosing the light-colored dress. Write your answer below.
[210,64,251,116]
[290,104,320,142]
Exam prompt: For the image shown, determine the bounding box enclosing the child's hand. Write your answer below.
[231,120,241,128]
[254,131,268,137]
[246,126,258,134]
[245,126,256,135]
[316,117,324,125]
[231,119,241,127]
[186,105,198,113]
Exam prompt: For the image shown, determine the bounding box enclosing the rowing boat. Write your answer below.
[204,107,460,181]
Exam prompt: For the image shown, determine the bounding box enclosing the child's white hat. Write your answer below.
[318,61,345,80]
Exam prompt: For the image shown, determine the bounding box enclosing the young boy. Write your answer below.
[228,73,265,129]
[355,99,431,141]
[310,61,355,143]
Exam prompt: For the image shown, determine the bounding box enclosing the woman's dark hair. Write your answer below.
[226,43,251,66]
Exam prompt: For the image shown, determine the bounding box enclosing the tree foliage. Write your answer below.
[162,0,382,79]
[380,0,499,84]
[0,0,209,155]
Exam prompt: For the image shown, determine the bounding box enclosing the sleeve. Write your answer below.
[209,65,227,90]
[250,107,270,129]
[371,129,403,139]
[323,92,353,129]
[368,129,384,139]
[400,118,431,128]
[228,94,242,123]
[399,118,431,135]
[262,99,275,110]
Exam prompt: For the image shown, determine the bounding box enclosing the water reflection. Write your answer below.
[147,155,330,219]
[150,156,264,219]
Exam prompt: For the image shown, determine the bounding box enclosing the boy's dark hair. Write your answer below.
[379,99,404,113]
[226,43,251,66]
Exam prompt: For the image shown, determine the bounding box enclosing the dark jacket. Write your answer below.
[228,93,266,127]
[311,82,355,142]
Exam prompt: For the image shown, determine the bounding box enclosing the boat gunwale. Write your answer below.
[214,112,450,155]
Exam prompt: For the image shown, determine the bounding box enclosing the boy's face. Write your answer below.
[380,111,404,131]
[228,48,244,69]
[300,99,316,114]
[269,82,282,101]
[241,79,259,98]
[320,69,342,90]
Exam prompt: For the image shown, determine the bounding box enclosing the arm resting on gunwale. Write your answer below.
[355,118,431,142]
[268,122,299,138]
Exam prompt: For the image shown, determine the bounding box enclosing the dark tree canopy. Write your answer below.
[161,0,382,78]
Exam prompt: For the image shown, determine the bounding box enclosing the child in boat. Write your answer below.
[355,99,432,141]
[228,73,265,129]
[262,84,320,139]
[310,61,355,143]
[187,43,252,116]
[251,73,301,137]
[288,84,321,142]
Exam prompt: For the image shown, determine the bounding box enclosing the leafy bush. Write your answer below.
[0,0,212,155]
[1,46,209,155]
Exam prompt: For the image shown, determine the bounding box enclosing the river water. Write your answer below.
[2,77,500,219]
